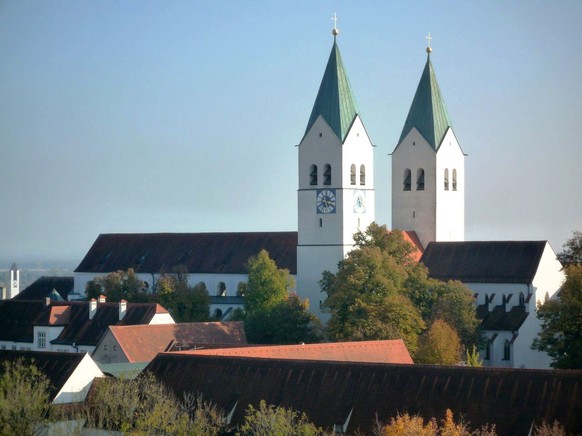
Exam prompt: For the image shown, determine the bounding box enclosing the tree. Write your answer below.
[532,264,582,368]
[0,359,51,435]
[557,231,582,267]
[86,268,148,302]
[465,345,483,367]
[321,224,479,354]
[155,269,209,322]
[414,319,461,365]
[245,250,293,316]
[384,409,497,436]
[243,250,320,344]
[237,400,323,436]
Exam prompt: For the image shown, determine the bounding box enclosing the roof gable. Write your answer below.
[398,55,452,151]
[108,322,247,363]
[15,276,74,301]
[75,232,297,275]
[183,339,413,364]
[420,241,547,283]
[304,39,360,143]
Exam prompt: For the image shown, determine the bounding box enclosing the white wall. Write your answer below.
[53,353,103,404]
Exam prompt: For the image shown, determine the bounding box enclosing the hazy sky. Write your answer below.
[1,1,581,266]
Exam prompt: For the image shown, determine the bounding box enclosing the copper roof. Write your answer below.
[182,339,413,364]
[75,232,298,275]
[14,276,74,300]
[106,322,247,363]
[420,241,548,283]
[146,354,582,435]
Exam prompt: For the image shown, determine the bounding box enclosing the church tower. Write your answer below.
[9,263,19,299]
[391,39,464,249]
[297,20,375,317]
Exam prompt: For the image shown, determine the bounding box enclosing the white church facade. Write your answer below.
[69,25,566,368]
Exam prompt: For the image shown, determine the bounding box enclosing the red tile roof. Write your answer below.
[75,232,298,275]
[107,322,247,363]
[402,230,424,261]
[181,340,413,364]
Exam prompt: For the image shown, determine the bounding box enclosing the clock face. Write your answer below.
[316,189,336,214]
[353,190,366,213]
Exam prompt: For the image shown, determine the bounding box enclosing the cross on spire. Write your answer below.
[426,32,433,53]
[331,13,339,36]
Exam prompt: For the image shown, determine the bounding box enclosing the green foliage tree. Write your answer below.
[321,223,479,354]
[414,319,461,365]
[155,269,210,322]
[237,400,324,436]
[0,359,51,435]
[245,250,293,315]
[384,409,497,436]
[532,264,582,368]
[557,230,582,267]
[86,268,148,302]
[242,250,320,344]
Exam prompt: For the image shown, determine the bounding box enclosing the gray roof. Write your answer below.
[420,241,548,283]
[75,232,298,275]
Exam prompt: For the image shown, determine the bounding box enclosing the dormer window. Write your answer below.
[309,164,318,185]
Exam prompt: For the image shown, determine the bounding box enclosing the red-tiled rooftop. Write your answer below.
[107,322,247,363]
[181,339,413,364]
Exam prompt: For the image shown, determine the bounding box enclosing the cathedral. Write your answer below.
[73,23,564,368]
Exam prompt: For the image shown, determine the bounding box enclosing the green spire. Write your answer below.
[398,53,453,150]
[305,38,360,143]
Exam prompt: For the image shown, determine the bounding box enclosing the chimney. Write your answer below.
[119,300,127,320]
[44,297,51,307]
[89,298,97,319]
[98,295,106,303]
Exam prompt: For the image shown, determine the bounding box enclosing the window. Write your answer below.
[309,164,318,186]
[323,164,331,185]
[416,168,425,191]
[444,169,449,190]
[319,218,323,227]
[484,343,490,360]
[37,331,46,349]
[113,345,117,351]
[452,169,457,191]
[217,282,226,296]
[236,282,247,296]
[403,169,411,191]
[503,340,511,360]
[519,292,525,306]
[350,164,356,185]
[360,165,366,185]
[214,309,223,319]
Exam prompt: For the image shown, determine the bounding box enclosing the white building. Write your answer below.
[420,240,564,369]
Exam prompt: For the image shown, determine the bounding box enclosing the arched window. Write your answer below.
[444,169,449,191]
[452,169,458,191]
[403,169,411,191]
[416,168,425,191]
[350,164,356,185]
[213,308,223,319]
[323,164,331,185]
[309,164,318,186]
[237,282,247,297]
[519,292,525,306]
[360,165,366,185]
[503,340,511,360]
[484,342,491,360]
[217,281,226,296]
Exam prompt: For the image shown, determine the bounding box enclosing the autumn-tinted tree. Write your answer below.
[86,268,148,302]
[155,269,209,322]
[414,319,462,365]
[557,230,582,267]
[532,264,582,368]
[0,359,51,435]
[321,223,479,354]
[242,250,320,344]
